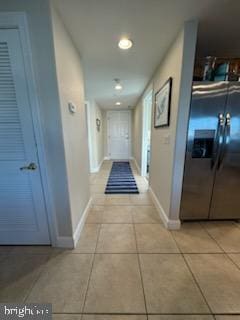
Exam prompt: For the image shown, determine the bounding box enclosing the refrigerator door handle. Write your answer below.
[211,113,225,169]
[218,112,231,170]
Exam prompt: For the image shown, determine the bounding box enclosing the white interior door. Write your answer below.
[108,111,131,159]
[0,29,50,244]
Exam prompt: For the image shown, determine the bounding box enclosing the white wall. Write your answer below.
[50,6,90,232]
[149,28,185,226]
[169,21,198,223]
[132,21,198,228]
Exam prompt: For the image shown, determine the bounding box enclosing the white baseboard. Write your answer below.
[55,236,74,248]
[73,197,93,247]
[104,156,110,160]
[91,158,104,173]
[55,197,92,248]
[149,186,181,230]
[132,157,141,174]
[132,158,148,184]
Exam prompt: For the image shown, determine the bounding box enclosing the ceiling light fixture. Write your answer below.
[115,83,122,90]
[118,38,133,50]
[115,101,121,106]
[114,78,123,90]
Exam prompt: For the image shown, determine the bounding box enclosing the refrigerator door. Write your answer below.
[180,82,228,220]
[209,82,240,219]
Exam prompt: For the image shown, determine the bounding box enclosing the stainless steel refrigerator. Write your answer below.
[180,81,240,220]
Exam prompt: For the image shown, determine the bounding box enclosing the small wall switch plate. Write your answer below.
[68,102,77,114]
[163,134,170,144]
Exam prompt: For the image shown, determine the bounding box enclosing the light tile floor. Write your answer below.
[1,161,240,319]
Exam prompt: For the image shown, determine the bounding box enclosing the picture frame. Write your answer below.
[96,118,101,131]
[154,77,172,128]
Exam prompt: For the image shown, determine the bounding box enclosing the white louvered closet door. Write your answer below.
[0,29,50,244]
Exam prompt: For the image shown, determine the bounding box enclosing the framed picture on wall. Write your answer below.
[154,77,172,128]
[96,118,101,131]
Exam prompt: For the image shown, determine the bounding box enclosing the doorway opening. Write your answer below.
[85,101,94,172]
[141,90,153,178]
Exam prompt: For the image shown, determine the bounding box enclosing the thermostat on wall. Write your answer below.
[68,102,77,114]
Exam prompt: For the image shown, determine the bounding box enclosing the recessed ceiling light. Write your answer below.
[115,83,122,90]
[114,78,123,90]
[118,38,133,50]
[116,101,121,106]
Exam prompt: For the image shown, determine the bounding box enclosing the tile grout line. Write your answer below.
[226,252,240,271]
[200,221,240,253]
[87,222,162,225]
[132,222,148,317]
[46,251,240,255]
[80,221,102,314]
[175,222,240,256]
[92,202,154,207]
[199,222,227,253]
[197,222,224,253]
[169,224,224,254]
[182,253,214,315]
[202,224,240,260]
[170,231,214,316]
[23,253,51,303]
[90,161,223,317]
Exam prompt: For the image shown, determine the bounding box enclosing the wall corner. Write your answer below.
[169,19,198,222]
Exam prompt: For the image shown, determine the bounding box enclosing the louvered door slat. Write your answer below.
[0,41,25,163]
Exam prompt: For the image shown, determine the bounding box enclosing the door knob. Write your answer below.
[20,162,37,171]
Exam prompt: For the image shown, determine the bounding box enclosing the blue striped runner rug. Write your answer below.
[105,161,139,194]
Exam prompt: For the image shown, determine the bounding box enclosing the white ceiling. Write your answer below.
[53,0,239,110]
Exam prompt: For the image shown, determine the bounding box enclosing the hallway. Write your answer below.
[1,1,240,318]
[1,161,240,319]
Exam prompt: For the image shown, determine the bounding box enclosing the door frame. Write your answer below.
[141,90,153,176]
[85,101,94,172]
[107,110,132,160]
[0,12,58,246]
